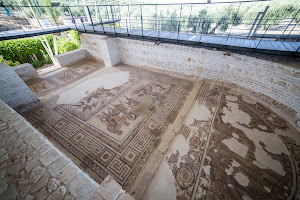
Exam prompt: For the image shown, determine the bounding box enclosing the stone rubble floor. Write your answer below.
[143,81,300,200]
[21,60,300,200]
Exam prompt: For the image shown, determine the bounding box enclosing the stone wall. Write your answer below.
[0,99,134,200]
[54,48,88,67]
[80,34,104,61]
[0,63,39,112]
[12,63,38,81]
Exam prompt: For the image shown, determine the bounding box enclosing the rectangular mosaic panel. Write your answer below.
[23,65,192,190]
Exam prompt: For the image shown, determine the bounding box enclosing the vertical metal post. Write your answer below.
[256,24,270,48]
[156,5,158,38]
[140,5,143,37]
[98,6,105,33]
[226,2,242,43]
[81,7,87,32]
[128,5,131,30]
[251,6,269,37]
[68,6,78,31]
[5,6,28,36]
[188,4,193,34]
[110,5,116,35]
[26,0,43,29]
[155,5,160,40]
[126,19,129,36]
[118,5,121,20]
[177,4,183,40]
[95,2,98,20]
[113,6,117,23]
[15,1,35,27]
[106,6,111,28]
[199,12,205,42]
[248,13,262,37]
[49,7,59,29]
[155,5,157,31]
[159,13,161,39]
[282,9,300,37]
[87,6,95,32]
[118,5,122,28]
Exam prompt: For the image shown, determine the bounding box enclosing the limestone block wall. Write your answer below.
[80,33,104,61]
[54,48,88,67]
[12,63,38,81]
[0,99,134,200]
[115,38,300,118]
[0,63,39,112]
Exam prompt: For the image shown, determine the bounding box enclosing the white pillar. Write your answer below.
[100,37,120,68]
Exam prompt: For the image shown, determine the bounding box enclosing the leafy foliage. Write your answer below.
[0,55,21,66]
[0,31,81,68]
[0,35,54,64]
[57,30,81,54]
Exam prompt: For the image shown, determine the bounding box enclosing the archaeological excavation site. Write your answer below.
[0,0,300,199]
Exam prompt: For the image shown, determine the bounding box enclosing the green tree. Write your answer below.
[209,6,242,34]
[187,10,212,34]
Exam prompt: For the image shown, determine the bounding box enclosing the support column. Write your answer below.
[100,36,121,68]
[80,34,120,68]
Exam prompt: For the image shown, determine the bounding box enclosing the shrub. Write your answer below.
[0,55,21,66]
[0,30,81,68]
[0,35,54,64]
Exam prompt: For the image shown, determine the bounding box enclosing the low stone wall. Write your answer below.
[0,63,39,112]
[12,63,38,81]
[0,99,134,200]
[54,48,88,67]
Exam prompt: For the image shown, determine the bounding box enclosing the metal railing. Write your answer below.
[1,1,300,45]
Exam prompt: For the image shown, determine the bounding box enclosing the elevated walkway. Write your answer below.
[1,22,299,55]
[75,25,300,55]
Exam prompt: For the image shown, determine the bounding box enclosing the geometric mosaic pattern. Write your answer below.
[166,82,300,200]
[23,65,192,190]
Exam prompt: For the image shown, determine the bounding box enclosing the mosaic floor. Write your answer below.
[143,81,300,200]
[25,58,104,98]
[23,64,192,190]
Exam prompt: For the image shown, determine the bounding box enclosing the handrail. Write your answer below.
[0,0,299,54]
[3,0,274,7]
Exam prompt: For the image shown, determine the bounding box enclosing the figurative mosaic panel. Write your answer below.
[23,65,192,190]
[25,60,102,97]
